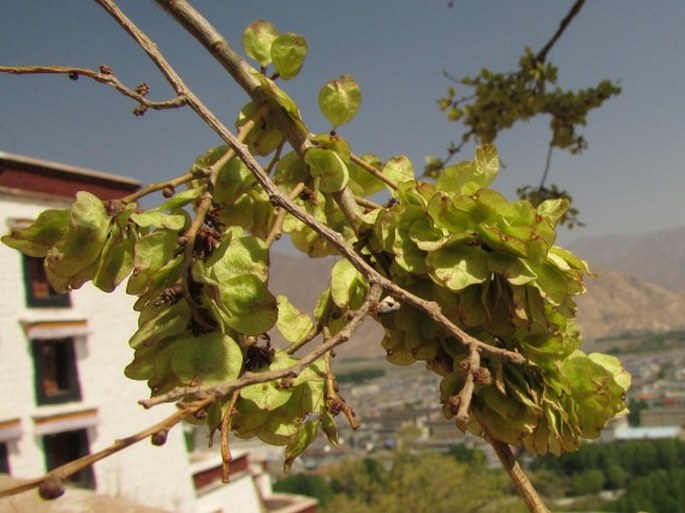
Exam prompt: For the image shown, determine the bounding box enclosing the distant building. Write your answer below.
[640,408,685,428]
[613,425,683,441]
[0,152,316,513]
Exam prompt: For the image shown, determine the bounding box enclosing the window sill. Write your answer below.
[32,405,99,436]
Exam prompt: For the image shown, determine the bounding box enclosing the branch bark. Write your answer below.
[535,0,587,63]
[0,397,214,499]
[490,440,550,513]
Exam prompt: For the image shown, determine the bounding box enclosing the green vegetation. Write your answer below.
[530,438,685,509]
[592,329,685,355]
[277,440,685,513]
[614,468,685,513]
[276,453,528,513]
[337,368,386,385]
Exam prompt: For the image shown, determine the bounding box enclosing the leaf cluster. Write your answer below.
[0,13,630,491]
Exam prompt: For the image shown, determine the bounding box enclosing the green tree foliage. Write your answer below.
[447,444,486,467]
[627,397,649,426]
[613,468,685,513]
[336,368,386,384]
[320,453,528,513]
[570,469,604,496]
[531,438,685,496]
[273,473,334,505]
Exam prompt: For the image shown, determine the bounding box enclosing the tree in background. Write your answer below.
[319,453,527,513]
[0,2,629,512]
[430,0,620,227]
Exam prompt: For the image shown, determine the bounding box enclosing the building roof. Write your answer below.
[614,426,682,440]
[0,475,171,513]
[0,151,140,200]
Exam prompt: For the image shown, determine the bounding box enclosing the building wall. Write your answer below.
[0,154,316,513]
[0,191,197,512]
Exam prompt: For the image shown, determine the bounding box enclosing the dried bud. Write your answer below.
[99,64,113,75]
[68,72,79,81]
[299,188,314,201]
[133,104,148,117]
[473,367,492,385]
[39,475,65,500]
[105,199,125,217]
[151,429,169,446]
[162,186,175,198]
[375,296,400,315]
[135,82,150,97]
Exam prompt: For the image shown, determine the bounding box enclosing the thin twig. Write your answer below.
[120,169,202,204]
[141,284,383,408]
[489,439,550,513]
[536,0,587,63]
[323,350,360,430]
[539,142,554,190]
[265,182,305,247]
[220,391,240,483]
[350,154,399,190]
[0,65,186,114]
[0,397,213,499]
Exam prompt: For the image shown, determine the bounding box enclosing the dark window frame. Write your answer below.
[43,430,95,489]
[22,255,71,308]
[0,442,9,475]
[32,337,82,405]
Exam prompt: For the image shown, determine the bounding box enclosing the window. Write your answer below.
[32,338,82,405]
[22,255,71,308]
[0,442,9,474]
[43,430,95,489]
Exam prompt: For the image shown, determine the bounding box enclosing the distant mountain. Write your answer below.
[570,225,685,295]
[268,226,685,358]
[576,267,685,341]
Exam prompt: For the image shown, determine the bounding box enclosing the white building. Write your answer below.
[0,152,316,513]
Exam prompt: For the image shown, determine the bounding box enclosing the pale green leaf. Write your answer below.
[243,20,279,66]
[276,295,315,343]
[318,74,362,128]
[304,148,349,193]
[271,33,308,80]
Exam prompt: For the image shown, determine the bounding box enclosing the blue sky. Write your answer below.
[2,1,684,246]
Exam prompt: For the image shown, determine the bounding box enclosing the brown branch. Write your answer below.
[0,65,186,114]
[141,284,383,408]
[323,350,360,430]
[220,391,240,483]
[0,397,213,499]
[119,169,203,204]
[455,346,481,427]
[350,154,399,190]
[90,0,524,421]
[536,0,587,63]
[265,182,305,247]
[539,142,554,190]
[489,439,550,513]
[136,1,525,368]
[353,195,383,211]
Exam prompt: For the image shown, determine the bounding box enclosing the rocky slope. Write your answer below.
[268,225,685,358]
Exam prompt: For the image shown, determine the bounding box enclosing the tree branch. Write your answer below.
[0,65,187,115]
[0,397,213,499]
[140,284,384,408]
[489,440,550,513]
[535,0,587,63]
